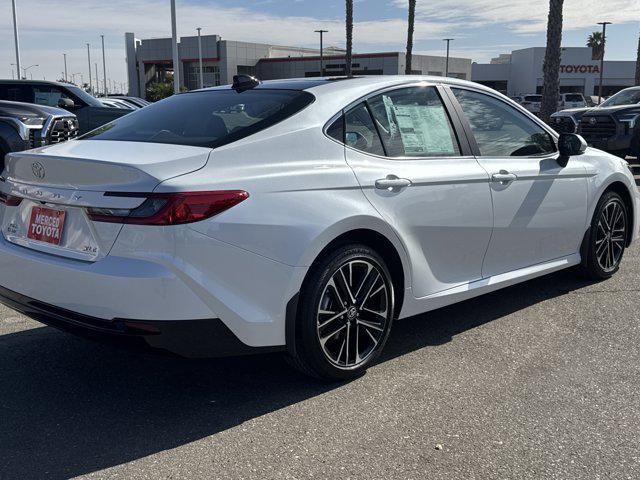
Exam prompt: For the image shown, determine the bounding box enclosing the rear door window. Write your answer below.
[81,89,315,148]
[366,86,460,157]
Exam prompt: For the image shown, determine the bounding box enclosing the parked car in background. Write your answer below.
[0,80,129,134]
[520,94,542,114]
[0,100,78,169]
[586,95,604,108]
[108,96,151,109]
[551,86,640,158]
[558,93,587,110]
[0,75,636,380]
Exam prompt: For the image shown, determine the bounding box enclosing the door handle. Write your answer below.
[375,175,412,191]
[491,171,517,185]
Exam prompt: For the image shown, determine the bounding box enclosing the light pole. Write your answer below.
[196,27,203,89]
[170,0,180,94]
[101,34,108,96]
[63,53,68,82]
[597,22,612,104]
[13,63,37,80]
[87,43,93,95]
[314,29,328,77]
[443,38,454,77]
[11,0,21,77]
[95,63,99,97]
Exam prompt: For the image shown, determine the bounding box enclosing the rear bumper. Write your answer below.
[0,284,282,357]
[0,225,305,348]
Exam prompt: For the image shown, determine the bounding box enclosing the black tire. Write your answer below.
[288,244,395,381]
[581,191,628,279]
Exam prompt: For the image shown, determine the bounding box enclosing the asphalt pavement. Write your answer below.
[1,244,639,479]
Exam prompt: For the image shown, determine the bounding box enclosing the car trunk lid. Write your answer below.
[0,140,211,261]
[3,140,211,192]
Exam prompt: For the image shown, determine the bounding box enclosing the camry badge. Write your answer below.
[31,162,45,179]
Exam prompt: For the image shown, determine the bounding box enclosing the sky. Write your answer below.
[1,0,639,90]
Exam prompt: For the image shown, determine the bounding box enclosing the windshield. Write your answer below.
[65,84,103,107]
[600,88,640,108]
[81,89,314,148]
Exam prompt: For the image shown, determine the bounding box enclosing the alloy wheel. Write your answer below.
[595,199,626,272]
[316,259,391,369]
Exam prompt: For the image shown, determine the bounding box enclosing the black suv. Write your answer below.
[0,100,79,170]
[550,86,640,158]
[0,80,129,134]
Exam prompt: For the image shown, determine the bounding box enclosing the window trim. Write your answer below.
[323,81,474,161]
[444,85,560,159]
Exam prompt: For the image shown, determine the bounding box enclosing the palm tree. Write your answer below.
[635,33,640,85]
[587,31,604,60]
[345,0,353,76]
[540,0,564,123]
[405,0,417,75]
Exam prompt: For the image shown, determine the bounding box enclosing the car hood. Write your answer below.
[0,100,73,119]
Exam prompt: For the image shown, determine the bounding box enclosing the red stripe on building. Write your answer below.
[141,57,219,64]
[258,52,399,63]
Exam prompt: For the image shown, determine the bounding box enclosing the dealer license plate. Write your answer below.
[27,206,66,246]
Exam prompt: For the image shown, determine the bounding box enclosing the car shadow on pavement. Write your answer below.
[0,267,597,479]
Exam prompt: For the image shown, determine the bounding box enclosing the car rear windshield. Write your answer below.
[80,89,315,148]
[564,94,584,102]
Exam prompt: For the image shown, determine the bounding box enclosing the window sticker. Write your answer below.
[392,104,456,155]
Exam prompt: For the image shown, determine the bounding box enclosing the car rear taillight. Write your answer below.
[86,190,249,225]
[0,193,23,207]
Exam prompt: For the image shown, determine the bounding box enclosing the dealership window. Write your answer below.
[185,65,220,89]
[366,86,460,157]
[451,88,556,157]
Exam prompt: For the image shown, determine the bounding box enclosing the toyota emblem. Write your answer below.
[31,162,45,179]
[589,117,597,125]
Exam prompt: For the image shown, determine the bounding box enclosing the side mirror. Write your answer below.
[57,97,75,109]
[557,133,587,167]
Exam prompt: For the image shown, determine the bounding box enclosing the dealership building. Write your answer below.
[124,32,472,98]
[471,47,637,97]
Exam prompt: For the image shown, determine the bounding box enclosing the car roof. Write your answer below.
[195,75,499,98]
[0,79,74,87]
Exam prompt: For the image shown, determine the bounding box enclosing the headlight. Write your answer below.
[616,113,640,128]
[19,116,45,127]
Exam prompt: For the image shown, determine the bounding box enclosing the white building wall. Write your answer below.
[472,47,637,97]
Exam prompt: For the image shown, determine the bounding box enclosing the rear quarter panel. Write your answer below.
[155,115,412,287]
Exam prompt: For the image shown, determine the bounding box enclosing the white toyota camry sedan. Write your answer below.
[0,75,637,380]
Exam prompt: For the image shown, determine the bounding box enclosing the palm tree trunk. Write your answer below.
[345,0,353,77]
[405,0,416,75]
[635,33,640,86]
[540,0,564,123]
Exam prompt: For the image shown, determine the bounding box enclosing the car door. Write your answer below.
[447,86,589,278]
[337,84,493,298]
